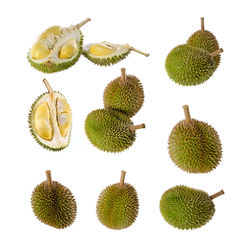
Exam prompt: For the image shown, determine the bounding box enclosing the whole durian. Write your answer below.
[28,79,72,151]
[168,105,222,173]
[31,170,77,229]
[187,17,221,70]
[103,68,144,117]
[28,18,91,73]
[85,108,145,152]
[82,41,149,66]
[165,44,223,86]
[160,185,224,230]
[96,171,139,229]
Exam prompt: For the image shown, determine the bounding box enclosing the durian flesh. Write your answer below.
[29,92,72,151]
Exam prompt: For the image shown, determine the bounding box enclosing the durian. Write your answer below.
[103,68,144,117]
[168,105,222,173]
[28,18,91,73]
[160,185,224,230]
[187,17,221,70]
[28,79,72,151]
[165,44,223,86]
[31,170,77,229]
[85,108,145,152]
[96,171,139,229]
[82,41,149,66]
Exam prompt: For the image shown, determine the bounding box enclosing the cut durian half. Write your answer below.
[29,79,72,151]
[82,41,149,66]
[28,18,91,73]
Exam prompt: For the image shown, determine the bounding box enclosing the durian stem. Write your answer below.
[201,17,205,31]
[43,79,55,102]
[73,18,91,30]
[121,68,127,83]
[183,105,191,124]
[127,45,150,57]
[46,170,52,187]
[210,48,224,58]
[210,190,224,200]
[120,170,126,187]
[130,124,145,131]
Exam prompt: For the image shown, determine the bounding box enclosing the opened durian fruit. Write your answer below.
[28,18,91,73]
[28,79,72,151]
[82,41,149,66]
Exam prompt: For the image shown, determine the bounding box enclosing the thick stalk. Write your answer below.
[43,79,55,103]
[210,190,224,200]
[46,170,52,187]
[201,17,205,31]
[126,45,150,57]
[183,105,191,124]
[210,48,223,58]
[130,124,145,131]
[119,171,126,187]
[121,68,126,83]
[73,18,91,30]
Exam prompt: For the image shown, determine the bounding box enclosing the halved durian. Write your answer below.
[28,18,91,73]
[82,41,149,66]
[29,79,72,151]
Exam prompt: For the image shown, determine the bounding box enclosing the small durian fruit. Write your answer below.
[85,108,145,152]
[31,170,77,229]
[82,41,149,66]
[160,185,224,230]
[97,170,139,230]
[187,17,221,70]
[168,105,222,173]
[28,79,72,151]
[28,18,91,73]
[103,68,144,117]
[165,44,223,86]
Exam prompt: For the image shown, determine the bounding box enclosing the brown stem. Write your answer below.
[43,79,54,102]
[46,170,52,187]
[210,48,224,58]
[73,18,91,30]
[119,170,126,187]
[201,17,205,31]
[130,124,145,131]
[210,190,224,200]
[183,105,191,124]
[126,44,150,57]
[121,68,126,83]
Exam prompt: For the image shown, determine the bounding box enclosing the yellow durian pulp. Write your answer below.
[59,38,78,59]
[89,44,115,56]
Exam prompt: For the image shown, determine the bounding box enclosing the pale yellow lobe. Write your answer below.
[40,26,61,38]
[59,38,78,59]
[34,102,52,140]
[30,41,50,59]
[89,44,115,56]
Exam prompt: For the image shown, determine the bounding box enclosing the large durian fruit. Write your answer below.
[82,41,149,66]
[28,18,91,73]
[168,105,222,173]
[28,79,72,151]
[96,171,139,230]
[160,185,224,230]
[31,170,77,229]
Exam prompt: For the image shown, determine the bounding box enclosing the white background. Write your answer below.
[1,0,249,249]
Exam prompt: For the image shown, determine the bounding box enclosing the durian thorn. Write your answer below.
[73,18,91,30]
[43,79,55,103]
[130,123,146,131]
[210,48,223,58]
[121,68,126,83]
[119,170,126,187]
[127,45,150,57]
[183,105,192,124]
[46,170,52,187]
[210,190,224,200]
[201,17,205,31]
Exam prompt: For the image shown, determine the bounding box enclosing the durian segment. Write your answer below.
[89,43,115,56]
[59,38,78,59]
[40,26,61,38]
[30,41,50,60]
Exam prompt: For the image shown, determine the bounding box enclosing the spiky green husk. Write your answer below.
[165,45,215,86]
[28,92,71,151]
[187,30,220,70]
[97,183,139,229]
[31,181,77,229]
[28,34,83,73]
[160,185,215,230]
[82,50,130,66]
[103,75,144,117]
[168,119,222,173]
[85,109,135,152]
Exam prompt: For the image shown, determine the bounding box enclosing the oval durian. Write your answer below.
[96,171,139,229]
[160,185,224,230]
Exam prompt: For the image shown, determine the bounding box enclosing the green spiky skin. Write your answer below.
[160,185,215,230]
[165,45,215,86]
[168,119,222,173]
[187,30,220,70]
[97,183,139,229]
[85,109,135,152]
[103,75,144,117]
[28,33,83,73]
[82,50,130,66]
[31,180,77,229]
[28,92,71,151]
